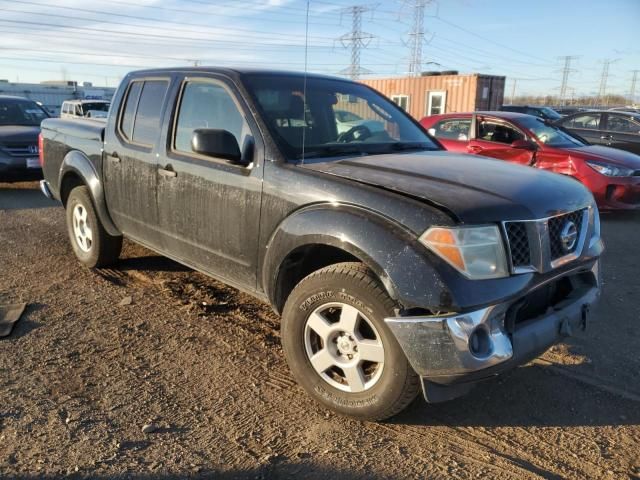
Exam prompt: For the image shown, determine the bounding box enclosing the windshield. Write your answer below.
[539,107,562,121]
[82,102,110,113]
[243,74,440,160]
[519,116,586,148]
[0,99,49,126]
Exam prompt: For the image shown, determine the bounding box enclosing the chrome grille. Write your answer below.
[2,143,38,157]
[505,222,530,267]
[503,208,590,274]
[548,209,585,260]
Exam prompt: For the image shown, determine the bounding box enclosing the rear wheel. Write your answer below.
[66,186,122,268]
[281,262,420,421]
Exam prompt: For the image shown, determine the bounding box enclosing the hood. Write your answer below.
[302,151,594,223]
[566,144,640,169]
[0,125,41,145]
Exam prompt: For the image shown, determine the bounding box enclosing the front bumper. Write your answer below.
[593,175,640,210]
[385,260,601,402]
[0,156,43,180]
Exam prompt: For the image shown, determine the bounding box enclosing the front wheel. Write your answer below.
[65,186,122,268]
[281,262,420,421]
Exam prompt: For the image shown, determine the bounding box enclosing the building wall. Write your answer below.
[360,74,505,120]
[0,81,116,116]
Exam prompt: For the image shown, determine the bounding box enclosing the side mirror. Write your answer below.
[511,139,537,150]
[191,129,244,164]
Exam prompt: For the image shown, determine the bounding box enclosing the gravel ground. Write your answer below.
[1,181,639,480]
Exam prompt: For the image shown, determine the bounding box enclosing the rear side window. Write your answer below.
[119,79,169,145]
[120,82,143,140]
[430,118,471,141]
[563,113,601,130]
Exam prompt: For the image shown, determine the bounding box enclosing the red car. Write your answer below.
[420,112,640,210]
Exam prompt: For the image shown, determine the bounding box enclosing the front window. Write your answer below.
[478,120,524,144]
[607,114,640,134]
[519,116,586,148]
[563,113,601,130]
[0,99,49,126]
[243,74,439,160]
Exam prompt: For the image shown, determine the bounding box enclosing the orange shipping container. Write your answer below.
[360,73,505,121]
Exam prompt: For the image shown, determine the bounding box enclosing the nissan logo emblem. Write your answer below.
[560,220,578,253]
[28,145,39,154]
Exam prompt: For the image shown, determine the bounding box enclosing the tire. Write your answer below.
[281,262,420,421]
[65,186,122,268]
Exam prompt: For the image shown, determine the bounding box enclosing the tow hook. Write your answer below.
[581,304,590,331]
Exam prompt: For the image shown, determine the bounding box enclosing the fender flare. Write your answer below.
[261,204,453,313]
[58,150,120,237]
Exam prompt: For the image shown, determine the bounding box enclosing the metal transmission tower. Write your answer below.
[338,5,376,80]
[557,55,579,105]
[406,0,431,76]
[598,59,619,106]
[630,70,639,103]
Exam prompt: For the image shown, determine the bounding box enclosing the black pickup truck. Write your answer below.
[40,68,603,420]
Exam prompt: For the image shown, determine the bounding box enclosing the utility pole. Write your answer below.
[405,0,431,76]
[338,5,376,80]
[557,55,579,106]
[510,78,517,104]
[598,58,619,106]
[630,70,639,105]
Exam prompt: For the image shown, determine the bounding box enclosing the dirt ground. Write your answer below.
[1,180,639,480]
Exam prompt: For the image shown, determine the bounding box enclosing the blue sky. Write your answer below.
[0,0,638,99]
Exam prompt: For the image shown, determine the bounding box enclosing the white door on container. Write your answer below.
[426,91,446,116]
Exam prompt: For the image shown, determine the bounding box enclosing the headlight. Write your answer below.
[586,161,634,177]
[419,225,509,279]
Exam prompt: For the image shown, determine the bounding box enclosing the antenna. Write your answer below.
[301,0,310,165]
[338,5,377,80]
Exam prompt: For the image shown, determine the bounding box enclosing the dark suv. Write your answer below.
[0,95,49,181]
[39,68,603,420]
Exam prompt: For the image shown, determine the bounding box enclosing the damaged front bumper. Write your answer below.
[385,260,601,403]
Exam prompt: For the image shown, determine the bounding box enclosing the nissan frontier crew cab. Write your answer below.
[39,68,603,421]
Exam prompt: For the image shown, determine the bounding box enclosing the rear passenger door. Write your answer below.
[602,113,640,154]
[155,75,264,289]
[425,117,471,153]
[104,77,170,248]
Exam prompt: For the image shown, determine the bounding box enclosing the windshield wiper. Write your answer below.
[387,142,437,152]
[300,145,368,159]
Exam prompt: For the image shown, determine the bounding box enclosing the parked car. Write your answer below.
[0,95,49,181]
[608,107,640,114]
[501,105,562,121]
[40,68,603,420]
[421,111,640,210]
[61,100,110,119]
[334,109,384,135]
[555,110,640,155]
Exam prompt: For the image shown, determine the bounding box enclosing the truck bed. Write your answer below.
[40,118,106,200]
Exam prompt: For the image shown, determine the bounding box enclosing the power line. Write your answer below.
[338,5,377,80]
[557,55,579,106]
[405,0,432,76]
[598,58,619,106]
[630,70,639,103]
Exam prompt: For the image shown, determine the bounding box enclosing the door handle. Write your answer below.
[158,166,177,178]
[600,135,613,140]
[468,145,483,153]
[108,152,121,163]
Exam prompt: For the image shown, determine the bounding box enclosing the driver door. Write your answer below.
[468,115,534,165]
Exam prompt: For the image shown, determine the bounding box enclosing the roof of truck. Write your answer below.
[127,67,346,81]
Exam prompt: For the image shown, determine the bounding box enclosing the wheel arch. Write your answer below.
[58,150,120,236]
[262,204,449,315]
